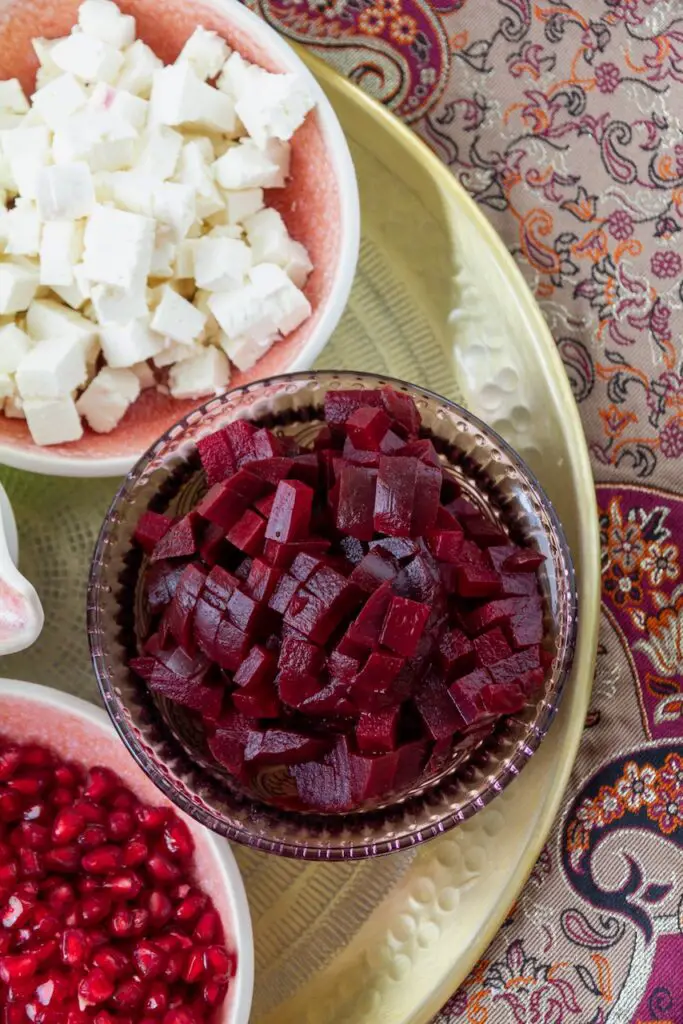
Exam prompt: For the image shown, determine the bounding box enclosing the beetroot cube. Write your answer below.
[226,589,265,635]
[336,631,368,661]
[480,682,526,716]
[290,553,326,582]
[337,464,377,541]
[197,430,236,486]
[506,609,544,649]
[398,439,440,467]
[465,516,508,547]
[487,545,519,573]
[150,513,200,562]
[426,527,464,563]
[252,427,286,460]
[193,598,222,659]
[306,566,362,618]
[445,496,481,520]
[463,596,538,634]
[265,479,314,543]
[278,635,325,677]
[209,712,249,776]
[448,669,491,727]
[145,561,185,615]
[436,505,460,530]
[396,554,445,607]
[356,707,399,753]
[277,672,321,708]
[489,647,540,686]
[244,728,330,765]
[254,492,276,518]
[342,437,380,467]
[198,471,267,530]
[517,668,545,695]
[234,645,277,689]
[292,760,350,811]
[224,420,257,466]
[454,540,486,566]
[415,671,468,740]
[268,573,299,615]
[456,563,503,598]
[203,565,239,610]
[232,683,280,719]
[248,457,295,485]
[350,651,404,711]
[379,595,430,658]
[380,387,421,437]
[500,573,539,597]
[426,736,453,775]
[264,537,331,568]
[393,739,429,790]
[213,619,251,671]
[288,454,319,488]
[150,673,222,719]
[166,564,207,648]
[379,430,405,455]
[411,462,442,536]
[347,581,393,647]
[324,389,383,430]
[504,549,545,573]
[374,456,418,537]
[283,588,341,645]
[370,537,420,562]
[226,509,266,556]
[313,426,334,450]
[134,511,173,555]
[199,522,228,566]
[350,551,397,593]
[438,628,476,677]
[328,649,361,683]
[235,557,252,580]
[473,627,512,667]
[299,678,355,717]
[346,406,391,450]
[243,559,282,602]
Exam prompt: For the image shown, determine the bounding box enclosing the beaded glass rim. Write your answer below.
[87,370,578,860]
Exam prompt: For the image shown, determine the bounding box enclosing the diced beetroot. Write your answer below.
[456,563,502,598]
[517,668,545,695]
[350,551,397,593]
[299,678,356,717]
[374,456,418,537]
[244,729,330,766]
[504,549,545,573]
[289,454,319,488]
[197,430,236,486]
[235,556,252,580]
[254,492,276,518]
[244,559,282,602]
[149,513,200,563]
[278,636,325,677]
[277,671,321,708]
[379,596,430,658]
[414,671,467,740]
[411,462,442,536]
[336,464,377,541]
[306,566,362,618]
[381,429,410,455]
[473,627,512,668]
[224,420,257,466]
[252,427,286,459]
[247,457,295,485]
[445,496,481,520]
[426,526,464,563]
[193,598,222,659]
[438,628,476,677]
[203,565,239,609]
[398,439,441,467]
[208,711,249,775]
[454,539,486,566]
[350,651,404,711]
[486,544,519,573]
[426,736,453,775]
[393,739,429,789]
[506,609,544,649]
[234,645,278,689]
[292,760,350,811]
[342,437,380,467]
[264,537,331,568]
[313,425,334,450]
[225,509,265,557]
[165,564,207,649]
[265,479,314,544]
[268,573,299,615]
[356,707,399,753]
[463,595,539,634]
[283,588,346,645]
[479,682,526,715]
[289,552,326,582]
[328,649,361,683]
[370,537,420,562]
[436,504,460,530]
[346,406,392,450]
[347,581,392,647]
[464,516,508,547]
[448,669,491,728]
[489,647,541,686]
[380,388,420,437]
[213,619,251,671]
[197,471,267,530]
[336,631,368,662]
[226,589,266,635]
[500,573,539,596]
[232,682,280,719]
[146,561,185,615]
[324,389,383,430]
[198,522,228,566]
[134,511,173,555]
[395,553,445,606]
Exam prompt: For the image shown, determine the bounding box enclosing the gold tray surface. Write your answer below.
[0,58,600,1024]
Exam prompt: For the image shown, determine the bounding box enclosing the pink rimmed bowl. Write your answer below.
[0,678,254,1022]
[0,0,359,477]
[87,370,578,860]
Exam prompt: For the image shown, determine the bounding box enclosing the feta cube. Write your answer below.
[175,141,224,219]
[0,114,24,131]
[251,262,311,333]
[83,204,155,289]
[90,281,148,324]
[0,323,32,373]
[32,39,61,90]
[244,208,312,287]
[0,261,39,314]
[24,395,83,445]
[176,27,230,82]
[235,69,314,146]
[4,394,25,418]
[152,182,196,242]
[208,281,279,345]
[26,298,97,349]
[213,138,290,190]
[51,33,124,84]
[116,40,162,98]
[150,63,237,135]
[193,236,251,291]
[78,0,136,50]
[35,162,95,220]
[52,264,91,308]
[0,79,29,115]
[223,187,264,224]
[130,360,155,389]
[88,82,148,130]
[100,315,164,367]
[153,338,197,367]
[40,221,84,286]
[151,285,206,344]
[103,169,154,213]
[52,111,139,173]
[135,125,183,179]
[31,74,88,130]
[0,373,16,401]
[174,239,198,278]
[16,335,88,398]
[169,344,229,399]
[5,200,41,257]
[216,51,251,96]
[194,289,220,341]
[76,365,140,433]
[1,127,51,199]
[220,331,275,372]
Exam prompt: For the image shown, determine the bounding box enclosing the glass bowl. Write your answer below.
[87,370,577,860]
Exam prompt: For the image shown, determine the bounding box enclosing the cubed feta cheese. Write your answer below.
[168,344,229,398]
[0,261,39,314]
[83,204,155,289]
[90,281,148,324]
[1,126,51,199]
[4,394,25,418]
[174,239,198,278]
[16,335,88,398]
[151,285,207,344]
[0,323,32,373]
[32,39,61,90]
[0,373,16,401]
[176,27,230,82]
[0,114,24,131]
[150,63,237,135]
[150,226,176,279]
[76,365,140,432]
[193,236,251,291]
[175,140,224,219]
[5,200,41,257]
[152,338,197,367]
[26,299,97,350]
[208,281,279,345]
[216,51,251,96]
[235,69,314,146]
[223,187,264,224]
[103,169,154,213]
[136,125,183,180]
[24,395,83,445]
[40,221,84,286]
[51,33,124,84]
[52,110,139,173]
[0,79,29,115]
[244,207,312,287]
[152,181,196,242]
[220,331,275,372]
[213,138,290,190]
[116,40,162,98]
[52,264,91,308]
[78,0,136,50]
[130,360,155,389]
[251,262,311,333]
[100,315,164,367]
[88,82,148,130]
[35,162,95,220]
[31,74,88,130]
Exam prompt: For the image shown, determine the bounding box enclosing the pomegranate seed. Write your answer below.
[49,785,75,807]
[16,822,50,850]
[0,861,17,890]
[111,789,138,811]
[32,911,60,940]
[109,908,133,938]
[73,800,106,826]
[6,974,35,1002]
[162,951,185,984]
[20,746,52,768]
[121,835,148,868]
[61,927,90,966]
[78,824,108,849]
[174,890,206,924]
[104,871,143,900]
[92,945,131,980]
[78,967,115,1008]
[203,945,235,982]
[19,847,44,878]
[1,892,34,927]
[52,809,85,845]
[148,853,181,886]
[84,767,118,802]
[93,1014,115,1024]
[163,1009,198,1024]
[145,980,169,1014]
[162,819,193,862]
[44,845,81,873]
[54,763,82,788]
[111,976,146,1010]
[133,940,167,979]
[7,771,50,796]
[0,791,22,822]
[147,890,173,928]
[46,881,76,915]
[67,1011,89,1024]
[136,806,169,832]
[182,949,205,984]
[194,909,219,943]
[81,845,121,874]
[203,980,228,1007]
[131,907,150,936]
[0,952,39,982]
[77,876,100,895]
[4,1005,25,1023]
[0,749,21,780]
[22,801,49,823]
[81,893,111,925]
[107,810,135,842]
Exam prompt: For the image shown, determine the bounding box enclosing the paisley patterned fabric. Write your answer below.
[243,0,683,1018]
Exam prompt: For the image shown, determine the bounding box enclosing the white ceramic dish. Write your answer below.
[0,0,359,477]
[0,485,43,655]
[0,678,255,1024]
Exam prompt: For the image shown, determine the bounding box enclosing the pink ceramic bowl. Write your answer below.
[0,678,254,1023]
[0,0,359,477]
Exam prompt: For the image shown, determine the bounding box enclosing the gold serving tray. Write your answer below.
[0,57,600,1024]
